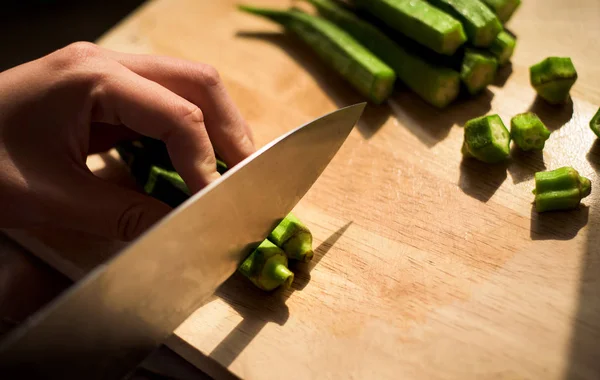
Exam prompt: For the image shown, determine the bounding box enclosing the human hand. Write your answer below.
[0,42,255,241]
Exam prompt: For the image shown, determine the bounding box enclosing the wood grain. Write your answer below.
[4,0,600,378]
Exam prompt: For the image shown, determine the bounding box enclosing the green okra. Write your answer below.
[238,239,295,291]
[510,112,551,151]
[589,108,600,138]
[462,114,510,163]
[488,30,516,65]
[533,167,591,212]
[530,57,578,105]
[356,10,497,95]
[461,48,498,94]
[479,0,521,23]
[238,5,396,104]
[115,140,152,187]
[351,0,467,55]
[216,157,228,175]
[268,213,314,262]
[305,0,460,108]
[144,166,190,208]
[426,0,502,47]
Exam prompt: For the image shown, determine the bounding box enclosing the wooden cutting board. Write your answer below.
[5,0,600,378]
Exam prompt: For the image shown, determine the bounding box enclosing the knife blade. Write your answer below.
[0,102,366,379]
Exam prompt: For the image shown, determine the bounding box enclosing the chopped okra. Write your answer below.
[238,240,295,291]
[462,114,511,163]
[480,0,521,23]
[510,112,551,151]
[268,213,314,262]
[533,167,591,212]
[144,166,190,208]
[488,30,516,65]
[530,57,578,105]
[590,108,600,138]
[461,49,499,95]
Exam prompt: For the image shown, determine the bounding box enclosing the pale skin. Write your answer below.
[0,42,255,241]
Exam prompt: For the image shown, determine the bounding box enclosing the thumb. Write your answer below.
[54,172,172,241]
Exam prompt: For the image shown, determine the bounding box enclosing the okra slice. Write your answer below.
[462,114,510,163]
[533,167,591,212]
[144,166,190,208]
[480,0,521,23]
[352,0,467,55]
[306,0,460,107]
[530,57,578,105]
[268,213,314,262]
[589,108,600,138]
[488,30,516,65]
[510,112,551,151]
[427,0,502,47]
[238,5,396,104]
[238,240,295,291]
[461,48,498,94]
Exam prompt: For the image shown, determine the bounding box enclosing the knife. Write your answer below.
[0,102,366,379]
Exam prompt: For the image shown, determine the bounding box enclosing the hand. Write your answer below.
[0,42,255,241]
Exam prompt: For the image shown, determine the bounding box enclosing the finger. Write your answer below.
[88,122,141,154]
[91,62,219,192]
[102,50,255,167]
[52,170,172,241]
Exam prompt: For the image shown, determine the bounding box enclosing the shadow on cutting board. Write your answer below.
[527,96,574,131]
[506,145,546,185]
[586,140,600,172]
[566,138,600,377]
[529,206,589,241]
[491,63,513,88]
[566,202,600,377]
[387,89,494,148]
[209,222,352,368]
[458,158,508,203]
[236,31,391,140]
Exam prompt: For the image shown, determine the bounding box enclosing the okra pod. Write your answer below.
[488,30,516,65]
[305,0,460,107]
[533,167,591,212]
[426,0,502,47]
[238,5,396,104]
[510,112,551,151]
[238,240,295,291]
[461,48,498,95]
[530,57,578,105]
[144,166,190,208]
[268,213,314,262]
[479,0,521,23]
[462,114,510,163]
[590,108,600,138]
[356,10,497,95]
[351,0,467,55]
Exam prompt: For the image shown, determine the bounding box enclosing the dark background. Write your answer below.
[0,0,146,71]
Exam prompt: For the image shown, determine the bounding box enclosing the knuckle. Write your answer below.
[53,42,103,68]
[182,105,205,125]
[65,41,102,58]
[47,42,109,86]
[199,64,221,87]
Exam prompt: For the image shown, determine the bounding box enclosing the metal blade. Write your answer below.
[0,103,366,379]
